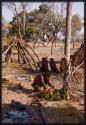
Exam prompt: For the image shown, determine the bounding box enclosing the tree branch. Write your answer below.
[71,61,84,75]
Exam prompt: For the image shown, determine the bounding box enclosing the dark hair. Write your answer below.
[50,58,54,61]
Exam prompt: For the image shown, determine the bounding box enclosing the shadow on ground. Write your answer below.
[2,100,84,124]
[44,104,84,123]
[3,83,33,95]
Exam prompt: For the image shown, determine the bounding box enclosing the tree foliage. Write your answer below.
[72,15,82,35]
[8,4,52,38]
[39,4,50,13]
[7,3,82,41]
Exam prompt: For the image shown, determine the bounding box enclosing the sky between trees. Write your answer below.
[2,2,84,22]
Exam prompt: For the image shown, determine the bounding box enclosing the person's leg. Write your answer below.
[33,85,39,92]
[31,83,38,92]
[43,75,54,88]
[56,68,59,74]
[32,82,43,92]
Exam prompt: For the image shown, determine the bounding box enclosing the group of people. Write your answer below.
[39,57,59,74]
[31,57,59,92]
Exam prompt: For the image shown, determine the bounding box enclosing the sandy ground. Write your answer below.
[2,42,84,123]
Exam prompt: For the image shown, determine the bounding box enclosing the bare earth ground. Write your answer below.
[2,42,84,123]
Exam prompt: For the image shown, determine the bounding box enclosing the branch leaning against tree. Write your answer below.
[26,43,41,62]
[63,54,84,76]
[71,61,84,76]
[73,43,84,67]
[2,41,17,56]
[22,45,37,69]
[18,41,33,68]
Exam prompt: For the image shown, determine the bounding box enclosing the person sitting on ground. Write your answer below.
[31,71,54,92]
[50,58,59,74]
[60,57,67,76]
[40,57,49,72]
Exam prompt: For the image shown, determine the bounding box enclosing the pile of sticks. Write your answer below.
[2,39,40,69]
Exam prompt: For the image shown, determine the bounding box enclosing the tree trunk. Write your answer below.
[23,6,26,36]
[17,44,20,63]
[73,37,75,49]
[63,2,72,99]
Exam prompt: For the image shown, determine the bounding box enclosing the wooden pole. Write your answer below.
[18,42,33,68]
[17,43,20,63]
[2,41,16,56]
[63,2,72,99]
[23,47,37,69]
[26,43,40,62]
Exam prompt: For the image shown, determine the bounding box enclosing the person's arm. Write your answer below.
[41,76,47,88]
[47,82,54,88]
[42,81,47,88]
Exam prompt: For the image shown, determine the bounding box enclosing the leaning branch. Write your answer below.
[17,42,32,68]
[71,61,84,75]
[23,46,37,69]
[26,43,40,62]
[2,41,16,56]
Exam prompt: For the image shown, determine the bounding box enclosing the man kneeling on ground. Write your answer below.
[31,72,54,92]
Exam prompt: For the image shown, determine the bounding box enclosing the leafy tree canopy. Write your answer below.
[72,14,82,35]
[39,4,50,13]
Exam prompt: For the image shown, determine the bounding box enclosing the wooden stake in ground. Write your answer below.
[63,2,72,99]
[17,42,20,63]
